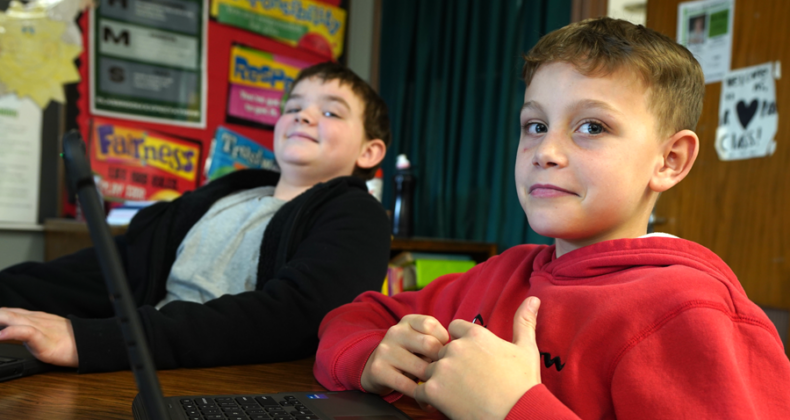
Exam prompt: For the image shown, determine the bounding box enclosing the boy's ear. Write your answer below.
[649,129,699,193]
[355,139,387,169]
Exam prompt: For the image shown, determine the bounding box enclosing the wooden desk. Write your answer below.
[0,358,444,420]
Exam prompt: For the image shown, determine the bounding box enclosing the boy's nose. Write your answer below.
[532,133,568,169]
[294,109,315,124]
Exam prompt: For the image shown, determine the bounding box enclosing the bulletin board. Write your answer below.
[71,0,344,213]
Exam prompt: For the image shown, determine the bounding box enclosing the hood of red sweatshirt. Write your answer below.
[531,237,744,296]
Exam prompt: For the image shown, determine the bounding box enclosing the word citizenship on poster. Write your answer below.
[205,126,278,182]
[715,62,778,161]
[90,0,207,127]
[211,0,346,59]
[90,118,202,201]
[227,45,310,126]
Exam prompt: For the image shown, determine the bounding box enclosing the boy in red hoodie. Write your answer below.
[313,18,790,419]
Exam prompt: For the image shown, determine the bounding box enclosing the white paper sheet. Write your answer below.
[715,62,779,161]
[0,94,43,225]
[677,0,734,84]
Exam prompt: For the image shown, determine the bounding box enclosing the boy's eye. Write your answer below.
[283,106,300,114]
[579,121,605,135]
[323,111,340,118]
[523,122,548,134]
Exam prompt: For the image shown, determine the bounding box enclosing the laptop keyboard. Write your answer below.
[180,395,321,420]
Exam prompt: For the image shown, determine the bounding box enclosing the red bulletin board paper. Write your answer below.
[72,0,340,215]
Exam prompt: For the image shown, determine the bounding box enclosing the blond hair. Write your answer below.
[522,17,704,136]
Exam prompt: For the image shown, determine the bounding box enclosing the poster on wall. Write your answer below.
[89,118,203,202]
[205,126,278,182]
[715,62,779,161]
[211,0,346,60]
[227,45,310,127]
[0,0,83,109]
[677,0,734,83]
[0,95,43,226]
[90,0,207,127]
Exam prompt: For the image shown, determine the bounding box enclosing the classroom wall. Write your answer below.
[346,0,377,84]
[0,231,44,270]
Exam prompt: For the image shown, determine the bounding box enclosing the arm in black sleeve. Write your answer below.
[72,189,391,373]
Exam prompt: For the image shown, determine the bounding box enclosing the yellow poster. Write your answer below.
[212,0,346,59]
[229,45,303,91]
[0,1,82,108]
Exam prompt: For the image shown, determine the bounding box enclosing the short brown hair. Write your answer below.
[522,17,704,136]
[285,62,391,180]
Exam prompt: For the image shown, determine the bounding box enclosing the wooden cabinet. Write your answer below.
[391,237,497,264]
[44,218,498,263]
[43,219,126,262]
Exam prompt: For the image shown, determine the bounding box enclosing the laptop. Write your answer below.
[62,130,413,420]
[0,343,54,382]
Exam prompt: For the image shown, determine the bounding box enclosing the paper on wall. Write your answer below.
[677,0,734,84]
[0,94,43,225]
[715,62,778,161]
[0,0,83,108]
[90,0,208,128]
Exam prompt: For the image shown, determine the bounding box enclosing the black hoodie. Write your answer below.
[0,169,390,372]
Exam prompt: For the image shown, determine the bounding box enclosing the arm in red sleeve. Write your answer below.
[610,306,790,419]
[314,266,478,393]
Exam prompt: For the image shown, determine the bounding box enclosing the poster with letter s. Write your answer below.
[90,0,208,127]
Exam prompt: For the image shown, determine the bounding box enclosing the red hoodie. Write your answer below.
[315,237,790,419]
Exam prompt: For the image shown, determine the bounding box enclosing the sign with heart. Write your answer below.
[715,62,778,161]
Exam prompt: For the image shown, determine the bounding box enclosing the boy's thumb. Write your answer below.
[513,296,540,348]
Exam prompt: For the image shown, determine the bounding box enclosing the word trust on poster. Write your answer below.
[715,62,779,161]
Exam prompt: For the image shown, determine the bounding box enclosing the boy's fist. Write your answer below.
[414,297,542,420]
[361,314,449,398]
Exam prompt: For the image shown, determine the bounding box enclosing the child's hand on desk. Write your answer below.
[361,314,449,399]
[414,297,542,420]
[0,308,78,367]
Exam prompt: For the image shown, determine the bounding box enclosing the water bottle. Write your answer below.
[392,154,415,238]
[366,168,384,202]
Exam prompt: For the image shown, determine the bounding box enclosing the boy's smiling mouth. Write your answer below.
[287,132,319,143]
[529,183,577,197]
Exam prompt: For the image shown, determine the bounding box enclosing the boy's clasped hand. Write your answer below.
[363,297,542,419]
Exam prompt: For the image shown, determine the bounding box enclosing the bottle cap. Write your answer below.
[374,168,383,178]
[396,154,411,169]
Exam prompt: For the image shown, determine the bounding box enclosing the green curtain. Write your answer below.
[379,0,570,252]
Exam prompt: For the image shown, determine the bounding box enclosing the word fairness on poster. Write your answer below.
[90,118,202,201]
[715,62,779,161]
[227,45,310,126]
[211,0,346,59]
